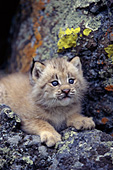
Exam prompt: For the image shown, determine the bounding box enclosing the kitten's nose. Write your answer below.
[62,89,70,94]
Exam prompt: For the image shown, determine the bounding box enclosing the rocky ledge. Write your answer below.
[0,104,113,170]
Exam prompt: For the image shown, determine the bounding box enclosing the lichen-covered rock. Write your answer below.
[0,0,113,168]
[0,105,113,169]
[52,128,113,170]
[8,0,112,71]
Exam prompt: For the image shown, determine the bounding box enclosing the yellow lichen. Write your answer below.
[80,33,83,37]
[104,44,113,62]
[57,27,80,52]
[83,28,92,36]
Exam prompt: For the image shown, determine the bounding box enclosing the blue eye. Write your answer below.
[69,78,74,84]
[51,80,59,86]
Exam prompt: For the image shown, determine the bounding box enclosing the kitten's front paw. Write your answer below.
[72,117,95,130]
[40,131,61,147]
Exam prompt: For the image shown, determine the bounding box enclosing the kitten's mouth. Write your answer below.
[62,96,71,99]
[57,95,72,106]
[58,94,71,100]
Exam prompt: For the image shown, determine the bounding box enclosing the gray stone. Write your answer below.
[0,107,113,169]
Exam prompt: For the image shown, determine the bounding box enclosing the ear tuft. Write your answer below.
[30,60,45,85]
[70,56,82,72]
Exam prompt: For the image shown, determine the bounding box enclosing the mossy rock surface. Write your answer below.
[0,0,113,169]
[0,105,113,169]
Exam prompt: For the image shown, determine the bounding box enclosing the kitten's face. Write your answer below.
[31,57,87,107]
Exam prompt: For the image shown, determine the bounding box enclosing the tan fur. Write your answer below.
[0,57,95,147]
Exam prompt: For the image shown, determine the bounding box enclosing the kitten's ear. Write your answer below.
[30,59,45,84]
[70,56,82,72]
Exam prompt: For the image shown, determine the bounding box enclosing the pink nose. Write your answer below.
[62,89,70,94]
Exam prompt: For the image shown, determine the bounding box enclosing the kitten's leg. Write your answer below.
[67,113,95,130]
[22,118,61,147]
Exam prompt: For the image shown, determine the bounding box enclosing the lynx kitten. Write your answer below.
[0,57,95,147]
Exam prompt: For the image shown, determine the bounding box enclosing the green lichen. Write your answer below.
[0,159,6,169]
[23,156,33,165]
[63,131,78,140]
[57,27,80,52]
[104,44,113,62]
[105,141,113,148]
[97,141,113,163]
[0,146,10,154]
[0,147,21,168]
[56,131,77,154]
[37,0,103,58]
[85,15,102,31]
[57,139,74,154]
[74,0,101,8]
[2,108,21,123]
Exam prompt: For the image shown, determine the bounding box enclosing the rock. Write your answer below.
[7,0,109,72]
[23,135,41,146]
[0,0,113,169]
[110,32,113,42]
[7,135,22,145]
[0,105,113,169]
[52,128,113,170]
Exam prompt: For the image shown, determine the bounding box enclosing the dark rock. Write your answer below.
[90,5,100,14]
[0,0,113,169]
[0,105,113,169]
[110,32,113,42]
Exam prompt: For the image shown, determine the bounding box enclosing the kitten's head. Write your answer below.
[30,57,87,108]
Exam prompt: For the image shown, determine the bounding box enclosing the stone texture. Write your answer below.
[0,0,113,169]
[0,105,113,169]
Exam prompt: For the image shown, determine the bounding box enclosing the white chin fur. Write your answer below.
[42,97,72,107]
[58,97,71,106]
